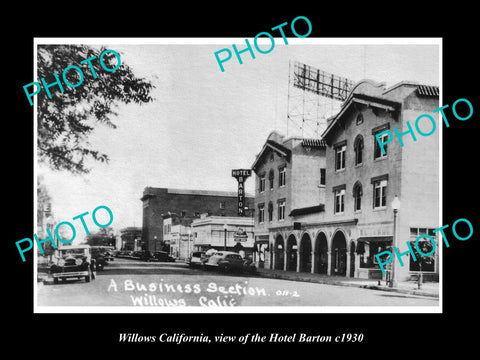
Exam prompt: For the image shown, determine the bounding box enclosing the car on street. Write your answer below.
[103,246,115,261]
[90,246,109,270]
[116,250,130,258]
[204,251,256,273]
[131,251,143,260]
[187,251,208,268]
[139,250,156,262]
[153,251,176,262]
[49,245,96,284]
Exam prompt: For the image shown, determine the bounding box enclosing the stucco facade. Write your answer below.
[252,80,440,282]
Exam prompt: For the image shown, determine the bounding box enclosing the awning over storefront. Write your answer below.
[356,236,392,255]
[357,236,392,243]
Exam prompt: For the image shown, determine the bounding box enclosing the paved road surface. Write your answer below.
[36,258,439,309]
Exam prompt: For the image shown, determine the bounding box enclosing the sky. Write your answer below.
[36,38,440,239]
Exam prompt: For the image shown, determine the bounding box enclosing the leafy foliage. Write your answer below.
[37,45,154,174]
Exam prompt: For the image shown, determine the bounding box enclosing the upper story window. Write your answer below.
[353,181,363,212]
[354,135,364,166]
[334,188,345,214]
[334,142,346,171]
[320,168,326,186]
[356,113,364,125]
[258,203,265,224]
[374,133,389,159]
[259,174,266,193]
[373,179,388,209]
[269,170,274,190]
[268,202,273,222]
[219,201,225,209]
[278,199,286,221]
[372,124,390,159]
[279,166,286,187]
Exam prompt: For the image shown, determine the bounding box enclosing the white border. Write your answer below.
[33,37,442,314]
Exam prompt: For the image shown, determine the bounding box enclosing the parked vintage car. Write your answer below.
[205,251,256,273]
[152,251,176,262]
[103,246,115,261]
[186,251,208,268]
[90,246,109,270]
[49,245,96,284]
[139,250,155,262]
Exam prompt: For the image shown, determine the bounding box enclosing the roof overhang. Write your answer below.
[252,140,291,172]
[322,94,401,141]
[289,204,325,217]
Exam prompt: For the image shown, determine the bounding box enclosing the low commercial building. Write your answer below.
[140,187,254,252]
[163,213,193,260]
[192,214,254,259]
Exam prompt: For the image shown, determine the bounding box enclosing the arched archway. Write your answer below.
[331,230,347,276]
[274,235,284,270]
[299,233,312,272]
[286,234,297,271]
[314,232,328,274]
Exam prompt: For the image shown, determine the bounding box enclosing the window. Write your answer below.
[258,204,265,223]
[334,188,345,214]
[259,175,265,193]
[219,201,225,209]
[278,199,286,221]
[356,113,364,125]
[373,179,387,208]
[268,202,273,222]
[335,144,346,171]
[269,170,274,190]
[409,228,437,272]
[354,135,363,166]
[374,133,389,159]
[320,168,326,186]
[279,166,286,187]
[353,182,362,211]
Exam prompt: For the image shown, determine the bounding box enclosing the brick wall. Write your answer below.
[141,187,254,251]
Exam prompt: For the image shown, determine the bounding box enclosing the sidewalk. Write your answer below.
[255,268,439,298]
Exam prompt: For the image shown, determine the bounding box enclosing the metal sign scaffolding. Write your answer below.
[286,60,355,139]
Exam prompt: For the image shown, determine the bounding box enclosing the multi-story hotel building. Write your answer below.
[252,79,440,281]
[251,131,327,269]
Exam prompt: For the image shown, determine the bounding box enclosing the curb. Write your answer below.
[256,271,439,299]
[359,284,439,298]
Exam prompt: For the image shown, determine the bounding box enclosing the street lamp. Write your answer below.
[390,195,401,288]
[223,224,228,251]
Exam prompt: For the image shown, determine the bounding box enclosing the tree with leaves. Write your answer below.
[37,45,154,174]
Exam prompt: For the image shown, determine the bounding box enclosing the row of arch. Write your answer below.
[272,230,356,277]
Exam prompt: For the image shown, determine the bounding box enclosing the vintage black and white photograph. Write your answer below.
[33,38,441,312]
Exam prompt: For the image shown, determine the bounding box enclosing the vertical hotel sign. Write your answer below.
[231,169,252,216]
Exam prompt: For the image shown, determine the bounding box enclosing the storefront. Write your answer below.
[355,236,392,279]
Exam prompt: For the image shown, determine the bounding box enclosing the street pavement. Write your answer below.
[36,258,440,309]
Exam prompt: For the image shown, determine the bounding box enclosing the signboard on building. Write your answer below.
[232,169,252,216]
[233,227,248,242]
